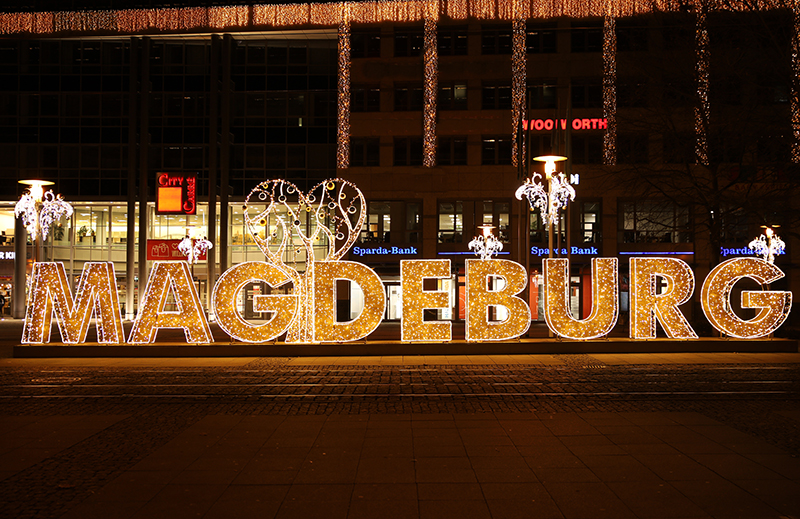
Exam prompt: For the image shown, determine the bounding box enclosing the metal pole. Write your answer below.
[206,34,220,318]
[12,216,26,319]
[137,37,150,299]
[126,37,139,320]
[219,34,231,276]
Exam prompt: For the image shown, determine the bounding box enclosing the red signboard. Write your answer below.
[523,118,608,131]
[146,239,207,261]
[156,172,197,214]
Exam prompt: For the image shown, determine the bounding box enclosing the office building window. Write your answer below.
[527,80,558,109]
[571,79,602,108]
[395,30,423,57]
[617,23,649,51]
[620,200,691,243]
[618,134,649,164]
[482,25,512,54]
[437,136,467,165]
[438,201,463,243]
[481,200,511,243]
[571,135,602,164]
[438,82,468,110]
[581,201,601,243]
[438,26,468,55]
[394,84,423,111]
[526,23,557,53]
[352,30,381,58]
[352,85,380,112]
[618,78,648,107]
[571,22,602,52]
[351,138,380,167]
[481,136,512,165]
[482,82,511,109]
[394,137,423,166]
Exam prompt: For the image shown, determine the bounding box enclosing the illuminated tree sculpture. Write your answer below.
[243,178,366,343]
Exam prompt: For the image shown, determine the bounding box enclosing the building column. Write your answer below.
[12,216,26,319]
[137,37,150,298]
[219,34,231,276]
[207,34,220,318]
[126,37,139,320]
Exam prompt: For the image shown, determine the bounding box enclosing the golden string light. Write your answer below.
[0,1,784,36]
[128,261,213,344]
[423,14,438,168]
[337,14,351,169]
[544,258,618,340]
[401,259,452,342]
[792,0,800,162]
[465,259,530,342]
[695,3,710,166]
[22,262,124,344]
[701,258,792,339]
[602,13,617,165]
[511,15,526,167]
[212,261,299,343]
[630,257,698,339]
[314,261,386,342]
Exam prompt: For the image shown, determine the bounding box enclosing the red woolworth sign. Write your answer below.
[156,172,197,215]
[524,118,608,131]
[146,239,207,261]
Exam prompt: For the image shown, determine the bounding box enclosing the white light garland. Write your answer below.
[465,258,530,341]
[515,169,575,225]
[602,12,617,165]
[423,13,438,168]
[630,257,698,339]
[337,15,351,169]
[15,189,73,241]
[695,3,710,166]
[400,259,452,342]
[314,261,386,342]
[748,228,785,264]
[178,231,213,264]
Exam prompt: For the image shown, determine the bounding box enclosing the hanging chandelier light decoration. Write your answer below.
[178,229,213,264]
[515,156,574,225]
[15,180,73,241]
[748,227,785,264]
[468,224,503,260]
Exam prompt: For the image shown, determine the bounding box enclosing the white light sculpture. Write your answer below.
[468,224,503,260]
[15,180,73,245]
[178,228,213,264]
[515,156,575,226]
[748,227,785,264]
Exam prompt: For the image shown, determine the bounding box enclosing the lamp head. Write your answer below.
[19,179,54,203]
[478,224,494,238]
[533,155,567,179]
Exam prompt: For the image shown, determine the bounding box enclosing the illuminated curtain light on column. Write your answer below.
[544,258,618,340]
[211,262,299,343]
[602,12,617,165]
[630,257,698,339]
[423,10,438,168]
[337,15,351,169]
[465,259,530,341]
[21,262,124,344]
[511,13,526,167]
[128,261,213,344]
[694,2,710,166]
[701,258,792,339]
[314,261,387,342]
[400,259,452,342]
[792,0,800,162]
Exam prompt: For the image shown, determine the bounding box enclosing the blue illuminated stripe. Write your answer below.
[437,251,511,256]
[618,251,693,255]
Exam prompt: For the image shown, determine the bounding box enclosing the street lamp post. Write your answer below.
[468,224,503,260]
[515,155,574,338]
[14,180,73,264]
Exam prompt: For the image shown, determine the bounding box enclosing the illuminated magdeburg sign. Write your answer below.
[20,178,792,346]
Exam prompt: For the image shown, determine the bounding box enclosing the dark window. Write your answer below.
[352,30,381,58]
[711,76,741,106]
[437,136,467,165]
[571,22,602,52]
[482,25,512,54]
[482,83,511,109]
[571,79,602,108]
[438,82,468,110]
[527,80,558,109]
[438,26,468,55]
[352,85,380,112]
[663,133,694,164]
[662,21,692,50]
[394,84,423,111]
[617,24,648,51]
[395,30,423,57]
[757,136,789,163]
[618,134,649,164]
[526,23,557,53]
[709,134,745,164]
[620,200,691,244]
[572,135,603,164]
[394,137,423,166]
[481,136,512,165]
[618,79,647,107]
[351,138,380,167]
[663,78,694,107]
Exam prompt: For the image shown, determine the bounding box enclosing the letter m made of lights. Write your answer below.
[243,179,366,343]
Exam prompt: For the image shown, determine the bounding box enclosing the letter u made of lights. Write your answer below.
[314,261,386,342]
[22,261,124,344]
[701,257,792,338]
[212,261,299,343]
[128,261,213,344]
[630,257,697,339]
[465,259,530,341]
[400,259,452,342]
[544,258,618,340]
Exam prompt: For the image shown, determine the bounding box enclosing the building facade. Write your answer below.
[0,1,797,336]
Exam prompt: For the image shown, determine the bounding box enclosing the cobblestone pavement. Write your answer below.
[1,356,799,518]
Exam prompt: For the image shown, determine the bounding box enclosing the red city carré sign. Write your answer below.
[156,172,197,215]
